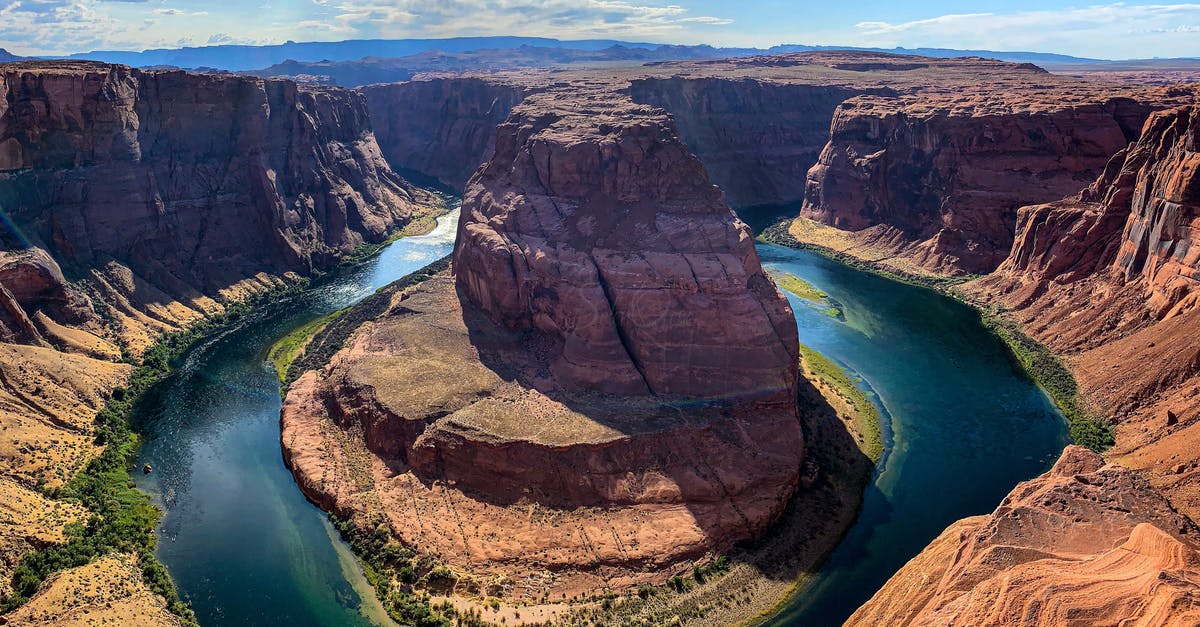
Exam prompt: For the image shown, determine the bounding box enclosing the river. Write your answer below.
[132,208,1067,626]
[758,244,1068,625]
[133,209,460,626]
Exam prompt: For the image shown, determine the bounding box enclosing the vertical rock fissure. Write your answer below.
[591,256,653,395]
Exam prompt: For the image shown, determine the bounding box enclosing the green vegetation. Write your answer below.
[1,284,307,623]
[799,345,884,462]
[268,310,344,382]
[758,221,978,292]
[761,217,1115,454]
[775,272,828,301]
[330,516,487,627]
[772,271,844,319]
[284,255,451,386]
[982,314,1115,452]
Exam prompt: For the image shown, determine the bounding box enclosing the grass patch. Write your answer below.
[268,310,344,382]
[775,272,828,301]
[772,271,845,319]
[799,345,884,462]
[982,314,1114,452]
[330,516,488,627]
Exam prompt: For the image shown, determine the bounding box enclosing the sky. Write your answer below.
[2,0,1199,59]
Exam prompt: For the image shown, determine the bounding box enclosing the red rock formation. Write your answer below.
[849,446,1200,626]
[282,86,806,600]
[801,94,1158,274]
[965,105,1200,522]
[0,61,419,312]
[627,78,871,208]
[361,78,532,190]
[453,89,799,398]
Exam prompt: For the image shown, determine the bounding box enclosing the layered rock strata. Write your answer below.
[968,105,1200,523]
[0,61,425,623]
[359,53,1196,275]
[282,89,805,600]
[800,93,1160,273]
[361,78,532,190]
[849,446,1200,626]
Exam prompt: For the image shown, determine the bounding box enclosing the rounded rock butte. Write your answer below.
[280,87,805,599]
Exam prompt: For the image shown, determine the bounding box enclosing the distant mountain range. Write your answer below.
[2,37,1196,78]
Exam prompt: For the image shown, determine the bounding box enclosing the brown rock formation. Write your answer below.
[282,87,805,601]
[361,78,532,190]
[0,61,427,625]
[849,446,1200,626]
[357,53,1195,275]
[0,61,419,300]
[453,89,799,397]
[966,105,1200,525]
[627,77,871,208]
[801,94,1157,273]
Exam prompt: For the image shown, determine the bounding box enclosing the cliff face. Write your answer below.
[967,105,1200,522]
[800,95,1155,274]
[0,62,424,624]
[361,78,531,190]
[849,446,1200,627]
[627,77,870,208]
[453,89,799,398]
[0,62,417,298]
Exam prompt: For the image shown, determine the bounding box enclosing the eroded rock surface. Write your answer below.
[969,106,1200,524]
[362,78,533,190]
[849,446,1200,626]
[282,87,805,601]
[0,61,426,625]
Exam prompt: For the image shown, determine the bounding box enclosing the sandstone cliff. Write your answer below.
[361,78,532,190]
[453,89,799,398]
[801,94,1157,274]
[627,77,870,208]
[282,86,807,604]
[849,446,1200,626]
[967,105,1200,524]
[0,61,426,624]
[355,54,1195,276]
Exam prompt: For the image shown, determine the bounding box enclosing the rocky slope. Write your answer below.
[854,103,1200,627]
[800,93,1160,274]
[849,446,1200,626]
[627,77,871,209]
[0,61,427,624]
[282,86,808,605]
[361,78,532,190]
[968,105,1200,521]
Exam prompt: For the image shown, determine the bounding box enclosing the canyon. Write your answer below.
[3,47,1200,626]
[0,60,432,623]
[281,86,811,603]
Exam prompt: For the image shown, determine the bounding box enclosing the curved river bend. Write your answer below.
[133,210,1067,626]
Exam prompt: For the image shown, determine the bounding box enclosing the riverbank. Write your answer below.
[0,275,312,626]
[760,218,1112,453]
[567,358,879,627]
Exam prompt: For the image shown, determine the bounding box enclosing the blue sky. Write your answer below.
[2,1,1199,59]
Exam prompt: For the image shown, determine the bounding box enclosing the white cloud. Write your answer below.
[853,3,1200,58]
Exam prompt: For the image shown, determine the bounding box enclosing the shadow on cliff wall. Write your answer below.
[441,280,876,581]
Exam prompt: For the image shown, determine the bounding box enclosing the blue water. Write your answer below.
[130,206,1066,626]
[756,243,1069,626]
[132,209,459,626]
